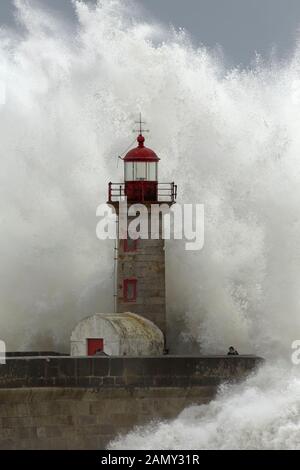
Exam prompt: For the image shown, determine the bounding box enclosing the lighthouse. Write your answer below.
[70,117,177,356]
[108,117,177,339]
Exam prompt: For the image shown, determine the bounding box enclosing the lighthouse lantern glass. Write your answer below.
[124,161,158,182]
[135,162,147,180]
[125,162,134,181]
[147,162,157,181]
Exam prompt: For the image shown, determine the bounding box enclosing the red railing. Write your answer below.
[108,182,177,203]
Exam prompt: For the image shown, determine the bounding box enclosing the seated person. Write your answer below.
[227,346,239,355]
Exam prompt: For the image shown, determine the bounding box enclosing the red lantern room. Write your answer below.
[123,133,159,202]
[108,116,177,205]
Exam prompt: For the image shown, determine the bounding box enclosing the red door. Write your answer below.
[87,338,104,356]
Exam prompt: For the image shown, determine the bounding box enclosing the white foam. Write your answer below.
[1,1,300,448]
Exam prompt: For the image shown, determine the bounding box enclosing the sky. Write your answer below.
[1,0,300,66]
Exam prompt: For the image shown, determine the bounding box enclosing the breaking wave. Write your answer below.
[1,0,300,449]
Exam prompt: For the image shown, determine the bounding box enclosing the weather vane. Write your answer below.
[134,112,149,135]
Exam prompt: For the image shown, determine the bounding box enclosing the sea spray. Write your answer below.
[110,361,300,450]
[1,1,300,448]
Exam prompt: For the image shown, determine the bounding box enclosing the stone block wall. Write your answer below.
[0,355,263,449]
[0,356,262,389]
[117,211,167,335]
[0,386,214,450]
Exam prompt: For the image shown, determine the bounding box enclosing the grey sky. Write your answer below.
[1,0,300,66]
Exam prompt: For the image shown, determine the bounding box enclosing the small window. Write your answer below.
[124,238,138,252]
[123,279,137,302]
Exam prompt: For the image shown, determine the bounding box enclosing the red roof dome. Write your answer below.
[124,134,160,162]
